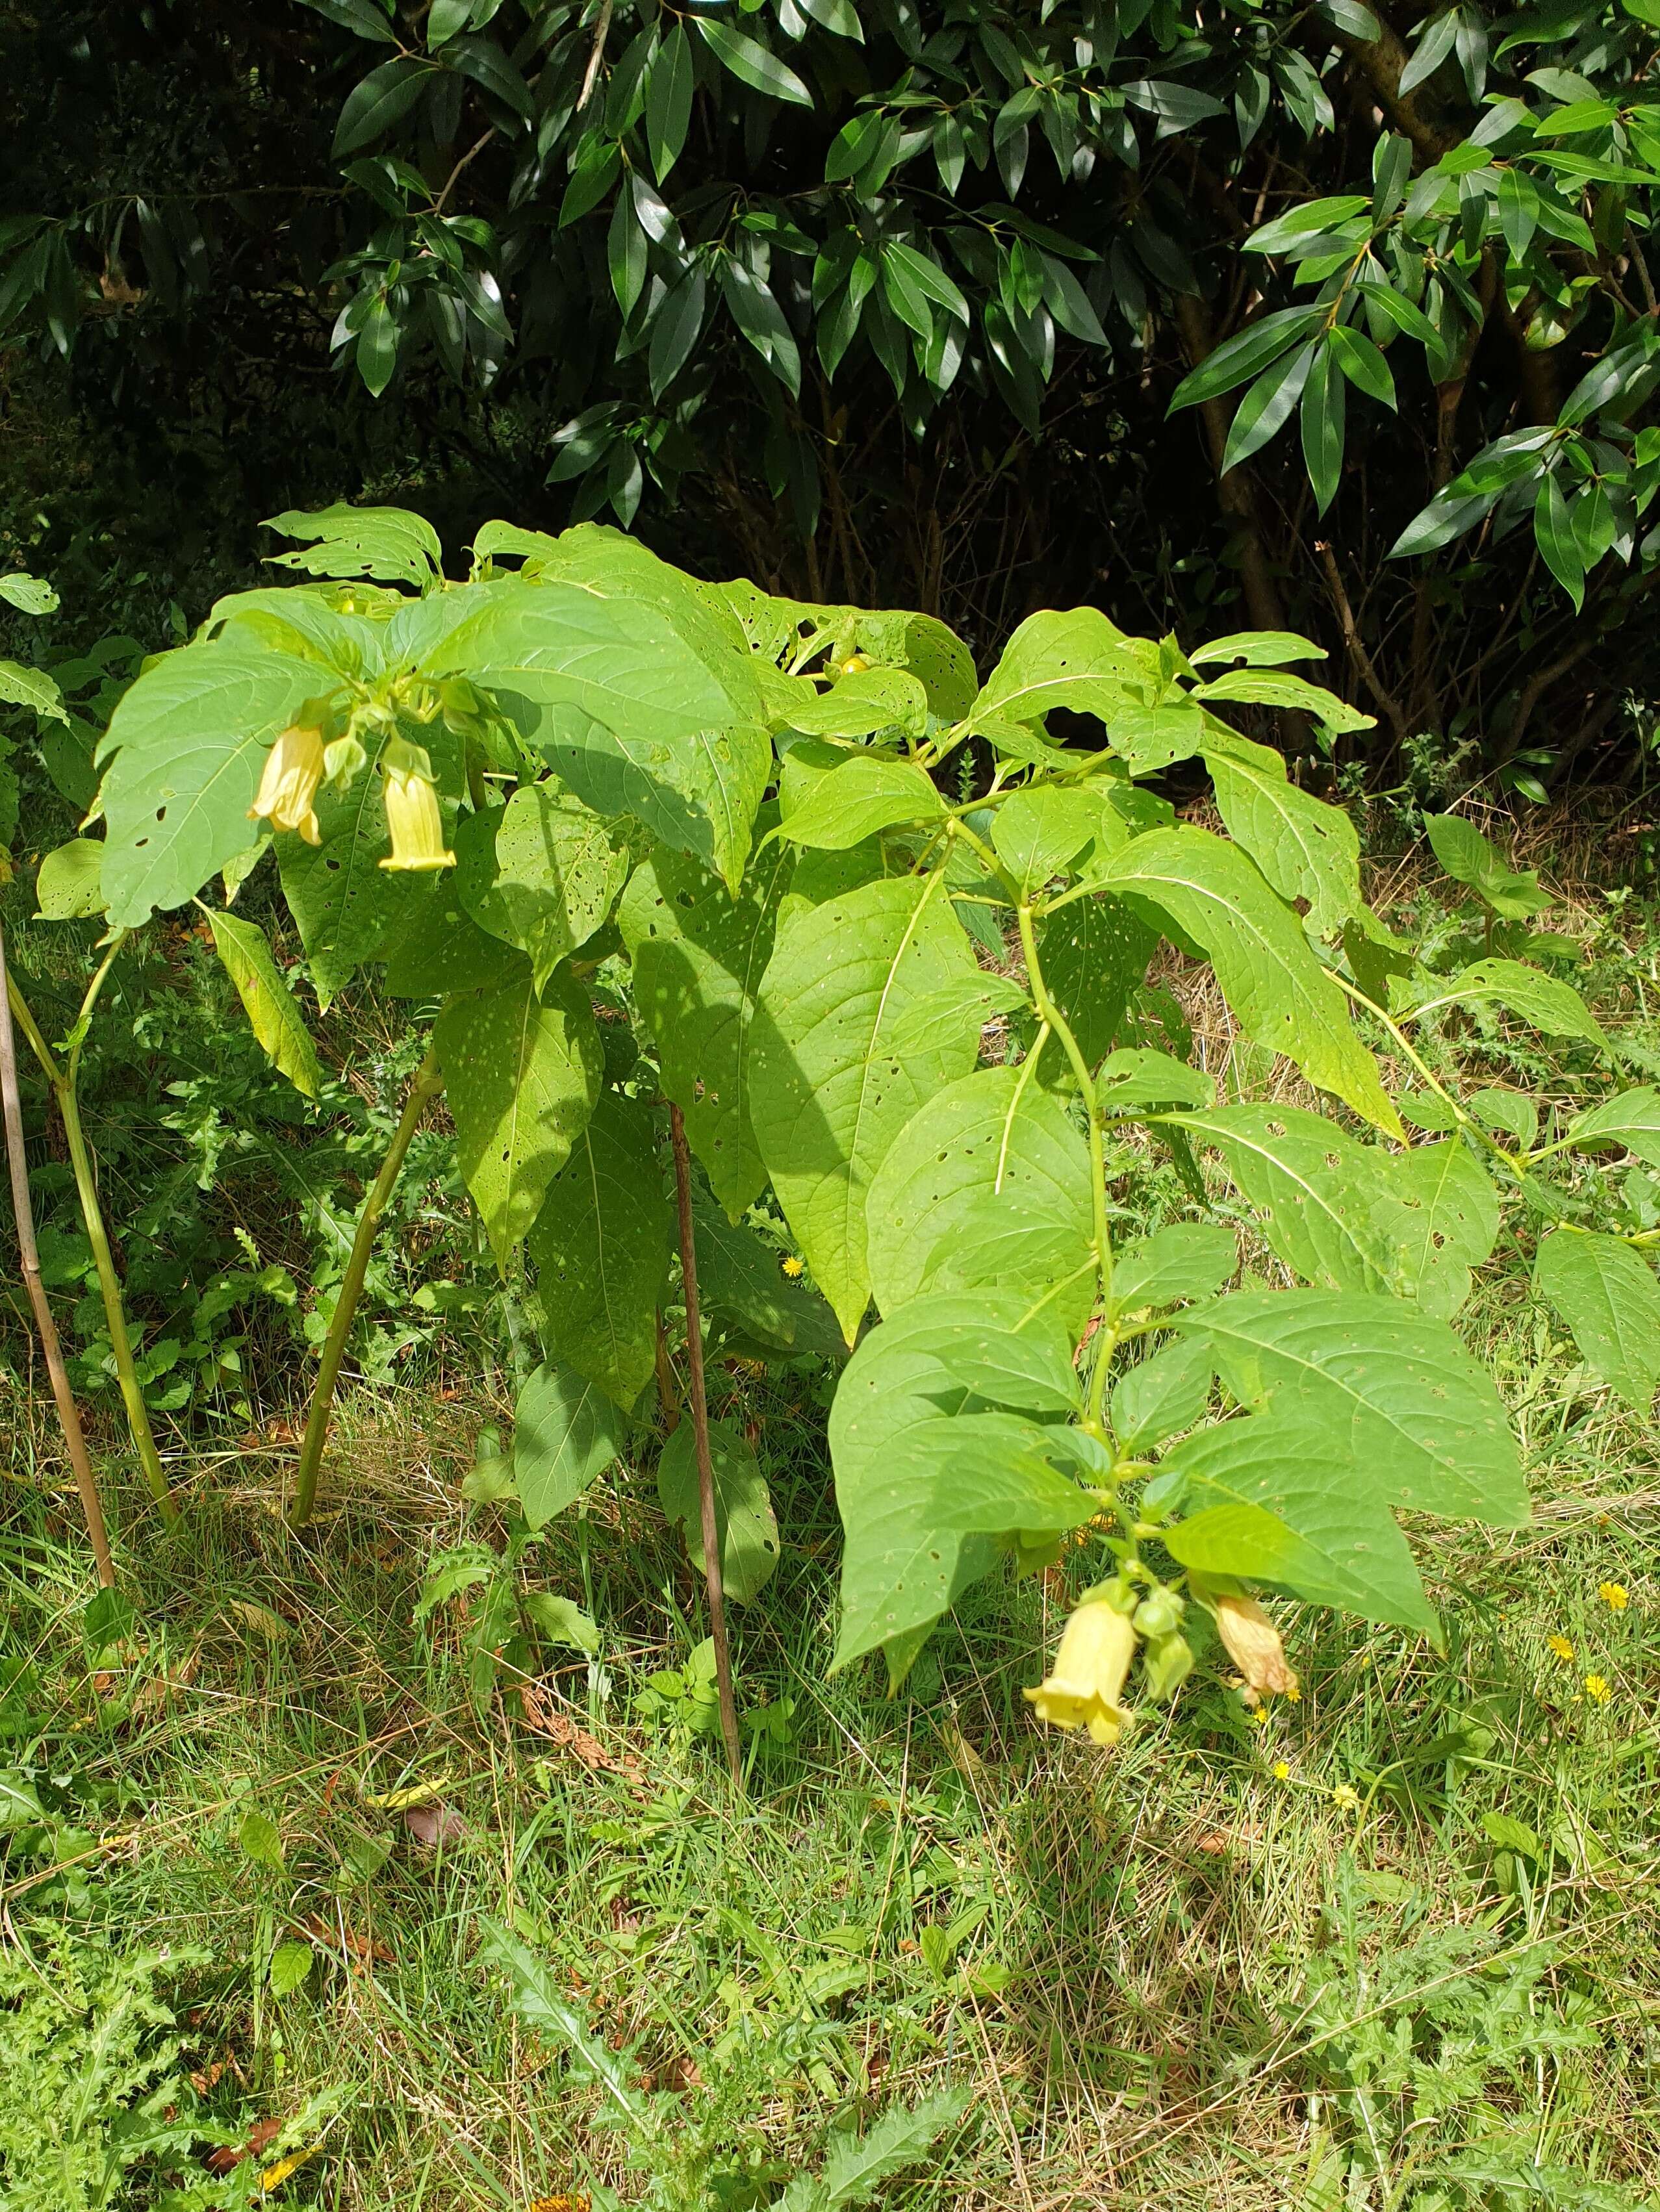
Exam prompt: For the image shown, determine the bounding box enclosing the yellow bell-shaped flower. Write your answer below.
[1024,1598,1137,1748]
[248,724,326,846]
[379,763,455,872]
[1214,1594,1298,1699]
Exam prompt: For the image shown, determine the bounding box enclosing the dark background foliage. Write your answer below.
[3,0,1657,796]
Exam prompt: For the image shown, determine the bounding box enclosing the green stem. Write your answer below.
[1327,969,1526,1180]
[6,967,177,1523]
[1017,901,1116,1436]
[289,1043,444,1527]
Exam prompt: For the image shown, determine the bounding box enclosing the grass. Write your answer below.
[3,841,1660,2211]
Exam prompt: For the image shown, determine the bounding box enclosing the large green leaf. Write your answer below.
[512,1360,627,1528]
[1390,1136,1500,1320]
[1175,1289,1527,1525]
[527,1088,672,1410]
[34,838,105,922]
[383,880,528,998]
[830,1294,1086,1668]
[617,839,793,1220]
[0,660,67,722]
[262,502,443,590]
[455,781,628,989]
[97,647,325,927]
[750,871,982,1340]
[1564,1086,1660,1167]
[205,909,322,1099]
[1422,813,1552,919]
[1032,892,1157,1065]
[1535,1229,1660,1412]
[1093,826,1401,1135]
[205,586,386,676]
[657,1418,780,1603]
[864,1065,1096,1327]
[969,607,1148,731]
[1201,726,1360,934]
[1396,959,1606,1052]
[776,752,943,849]
[538,711,772,895]
[436,967,603,1266]
[1161,1400,1438,1632]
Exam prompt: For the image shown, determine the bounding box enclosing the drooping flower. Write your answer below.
[1214,1594,1299,1699]
[248,724,326,845]
[1024,1599,1137,1748]
[380,762,455,872]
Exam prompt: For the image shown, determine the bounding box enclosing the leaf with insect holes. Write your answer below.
[750,870,983,1341]
[34,838,105,922]
[1200,726,1361,932]
[864,1065,1097,1328]
[263,502,442,590]
[1563,1087,1660,1167]
[455,780,628,989]
[437,967,602,1266]
[1535,1230,1660,1413]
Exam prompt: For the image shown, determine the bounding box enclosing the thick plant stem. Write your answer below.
[290,1043,445,1528]
[667,1102,743,1788]
[0,925,116,1586]
[5,961,177,1523]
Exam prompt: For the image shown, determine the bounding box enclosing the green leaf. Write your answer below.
[205,908,323,1099]
[1534,471,1585,609]
[1300,340,1346,515]
[437,967,603,1266]
[1168,307,1324,412]
[829,1294,1083,1668]
[646,23,695,181]
[1564,1086,1660,1167]
[1162,1400,1438,1632]
[1111,1336,1214,1449]
[787,668,929,740]
[0,572,57,615]
[751,871,982,1341]
[1113,1222,1238,1310]
[512,1360,627,1528]
[1201,727,1360,932]
[384,880,528,998]
[721,260,800,397]
[1221,340,1315,475]
[1390,1136,1501,1319]
[864,1065,1096,1325]
[34,837,104,922]
[528,1087,672,1410]
[1097,1048,1217,1115]
[455,782,628,988]
[269,1940,315,1998]
[1032,895,1158,1065]
[1329,324,1398,408]
[693,15,813,104]
[990,784,1108,895]
[523,1594,601,1651]
[1399,958,1606,1052]
[1422,813,1552,918]
[99,646,327,928]
[1106,700,1207,776]
[618,839,793,1219]
[238,1807,286,1871]
[1197,670,1373,737]
[1094,826,1401,1136]
[1535,1230,1660,1412]
[778,752,942,849]
[333,57,433,157]
[657,1417,780,1603]
[1175,1288,1528,1526]
[1189,632,1327,670]
[769,2092,969,2212]
[264,501,442,589]
[970,607,1147,731]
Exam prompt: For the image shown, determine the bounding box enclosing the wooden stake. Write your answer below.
[667,1103,743,1787]
[0,922,116,1588]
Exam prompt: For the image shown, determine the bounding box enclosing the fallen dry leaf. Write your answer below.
[300,1912,392,1965]
[518,1683,644,1782]
[205,2115,282,2174]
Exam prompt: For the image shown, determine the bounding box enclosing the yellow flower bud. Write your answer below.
[1023,1599,1136,1748]
[379,763,455,872]
[1214,1594,1299,1699]
[248,724,326,846]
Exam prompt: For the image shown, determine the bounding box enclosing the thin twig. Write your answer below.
[667,1104,743,1788]
[1314,538,1411,752]
[0,922,115,1588]
[576,0,613,113]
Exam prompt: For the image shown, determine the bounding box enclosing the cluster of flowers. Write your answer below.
[1025,1586,1294,1750]
[249,723,455,872]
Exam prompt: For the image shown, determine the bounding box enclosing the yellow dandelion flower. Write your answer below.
[1272,1760,1290,1781]
[1331,1783,1361,1814]
[781,1255,804,1278]
[1583,1673,1611,1704]
[1283,1680,1303,1703]
[1247,1705,1270,1728]
[1598,1583,1628,1611]
[1546,1634,1574,1662]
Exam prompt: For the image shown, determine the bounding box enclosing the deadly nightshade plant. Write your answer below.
[31,500,1654,1744]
